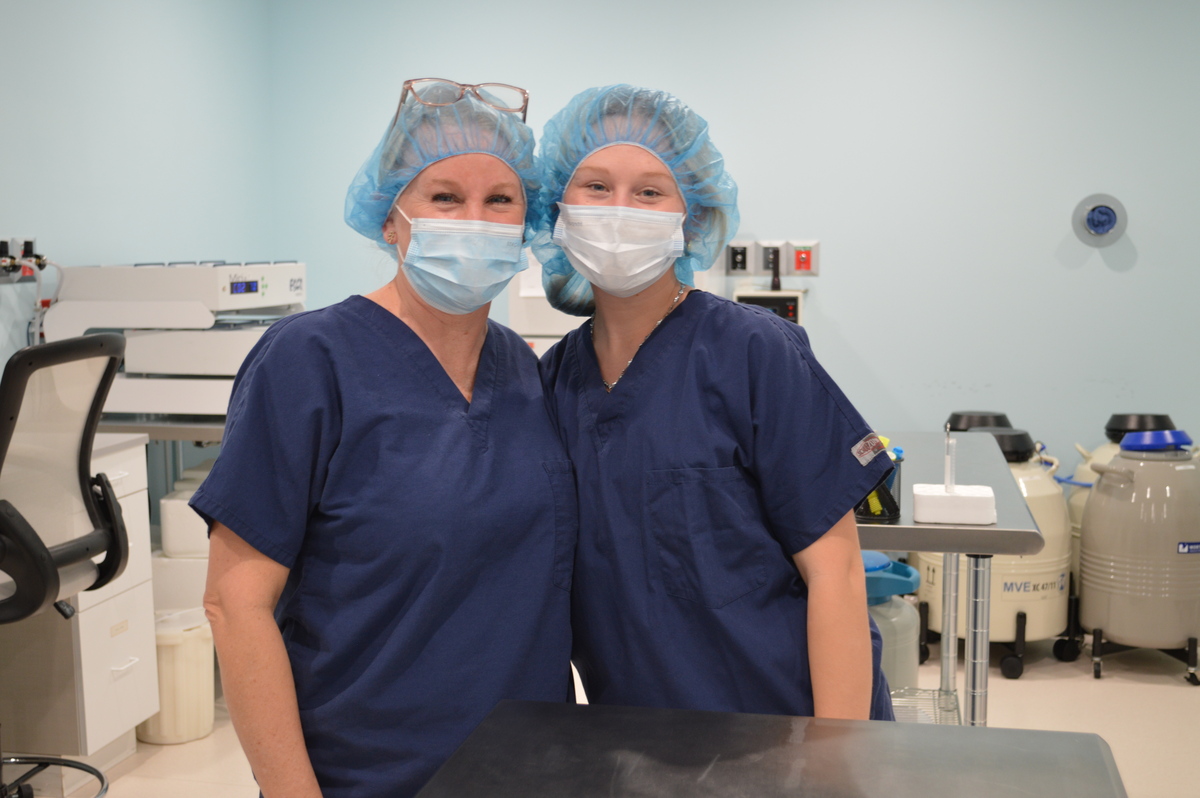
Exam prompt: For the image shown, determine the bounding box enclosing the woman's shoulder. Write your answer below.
[686,291,813,354]
[485,318,532,350]
[537,318,591,383]
[238,297,374,379]
[258,296,384,347]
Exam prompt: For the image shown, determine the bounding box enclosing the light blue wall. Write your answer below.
[0,0,273,361]
[3,0,1197,465]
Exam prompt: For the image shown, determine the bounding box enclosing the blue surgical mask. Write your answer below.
[399,213,528,315]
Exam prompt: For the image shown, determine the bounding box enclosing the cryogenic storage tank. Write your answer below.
[915,428,1071,677]
[1066,414,1176,586]
[947,411,1011,432]
[1080,430,1200,653]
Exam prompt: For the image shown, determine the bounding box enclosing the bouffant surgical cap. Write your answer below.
[532,84,739,316]
[345,82,539,254]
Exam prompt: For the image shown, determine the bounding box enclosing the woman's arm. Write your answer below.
[204,522,323,798]
[791,510,873,720]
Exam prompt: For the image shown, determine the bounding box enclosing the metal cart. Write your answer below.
[857,431,1043,726]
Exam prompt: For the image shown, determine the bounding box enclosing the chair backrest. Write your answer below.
[0,334,128,624]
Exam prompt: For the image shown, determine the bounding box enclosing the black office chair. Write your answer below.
[0,333,129,798]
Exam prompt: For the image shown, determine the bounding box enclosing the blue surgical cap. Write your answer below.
[532,84,739,316]
[345,82,539,255]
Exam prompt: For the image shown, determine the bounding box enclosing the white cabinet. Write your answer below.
[0,433,158,779]
[71,440,153,612]
[76,580,159,751]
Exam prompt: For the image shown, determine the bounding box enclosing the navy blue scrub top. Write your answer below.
[191,296,575,798]
[541,290,894,720]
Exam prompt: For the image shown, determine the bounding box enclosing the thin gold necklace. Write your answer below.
[591,282,687,393]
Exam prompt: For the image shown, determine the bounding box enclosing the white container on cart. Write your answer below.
[863,551,921,691]
[136,608,215,744]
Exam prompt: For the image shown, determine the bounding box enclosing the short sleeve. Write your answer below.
[746,317,892,555]
[189,315,341,568]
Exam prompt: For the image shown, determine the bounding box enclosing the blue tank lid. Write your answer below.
[862,550,892,572]
[862,552,920,604]
[1119,429,1193,451]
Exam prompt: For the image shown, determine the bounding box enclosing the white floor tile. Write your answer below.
[83,775,259,798]
[65,708,255,798]
[918,637,1200,798]
[115,710,255,787]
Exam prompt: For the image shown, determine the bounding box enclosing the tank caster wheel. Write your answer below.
[1093,661,1102,679]
[919,642,930,664]
[1000,654,1024,679]
[1186,638,1198,685]
[1054,638,1081,662]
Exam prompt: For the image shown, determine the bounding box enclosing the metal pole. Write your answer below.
[939,552,959,695]
[172,439,184,487]
[964,554,992,726]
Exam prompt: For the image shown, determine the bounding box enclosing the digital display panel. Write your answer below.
[231,280,259,295]
[737,295,799,322]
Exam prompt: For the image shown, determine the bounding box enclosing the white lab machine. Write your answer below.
[42,262,306,416]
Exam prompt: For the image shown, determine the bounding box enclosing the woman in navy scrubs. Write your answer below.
[534,84,894,721]
[194,79,575,798]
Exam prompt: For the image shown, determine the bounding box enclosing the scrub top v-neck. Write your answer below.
[192,295,576,798]
[541,290,894,720]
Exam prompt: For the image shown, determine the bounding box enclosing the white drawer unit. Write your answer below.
[76,580,160,750]
[74,438,152,611]
[0,582,159,757]
[72,496,151,611]
[0,433,158,767]
[91,439,150,497]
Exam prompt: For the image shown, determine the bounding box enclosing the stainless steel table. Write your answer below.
[856,432,1043,727]
[97,414,224,443]
[97,414,224,491]
[417,700,1127,797]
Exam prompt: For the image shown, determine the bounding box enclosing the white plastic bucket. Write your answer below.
[136,608,215,744]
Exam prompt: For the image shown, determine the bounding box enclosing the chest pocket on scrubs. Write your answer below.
[646,466,769,609]
[543,461,579,591]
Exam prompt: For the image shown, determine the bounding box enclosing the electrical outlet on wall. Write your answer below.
[724,240,752,275]
[787,240,820,276]
[753,241,785,276]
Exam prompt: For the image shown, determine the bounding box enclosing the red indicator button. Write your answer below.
[794,248,811,271]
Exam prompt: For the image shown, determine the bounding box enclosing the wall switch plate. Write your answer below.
[753,240,786,276]
[724,240,753,274]
[788,240,820,276]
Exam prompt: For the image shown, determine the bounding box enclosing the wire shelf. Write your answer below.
[890,687,961,725]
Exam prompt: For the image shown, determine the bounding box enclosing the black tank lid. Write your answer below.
[1104,414,1175,443]
[970,426,1036,462]
[947,411,1012,432]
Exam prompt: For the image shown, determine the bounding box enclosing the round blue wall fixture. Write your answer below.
[1073,194,1127,247]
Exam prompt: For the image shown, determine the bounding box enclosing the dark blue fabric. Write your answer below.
[541,291,894,720]
[191,296,574,798]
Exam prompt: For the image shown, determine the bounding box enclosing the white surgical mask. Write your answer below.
[399,211,528,315]
[552,203,685,298]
